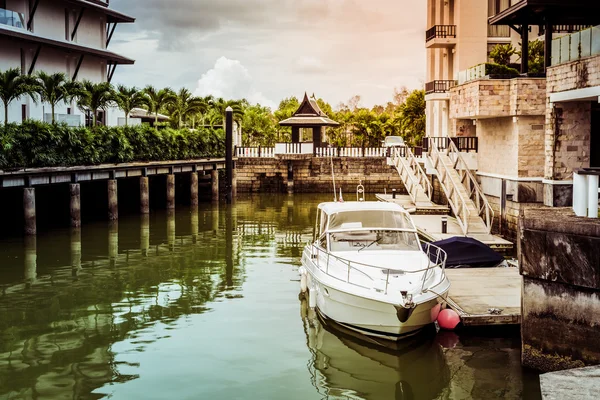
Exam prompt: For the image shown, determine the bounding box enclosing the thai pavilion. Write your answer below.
[279,93,339,148]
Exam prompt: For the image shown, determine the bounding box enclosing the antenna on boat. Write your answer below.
[330,149,337,202]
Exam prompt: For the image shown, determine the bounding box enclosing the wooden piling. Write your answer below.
[70,227,81,275]
[70,183,81,228]
[108,179,118,221]
[140,176,150,214]
[190,172,199,208]
[108,221,118,267]
[141,213,150,257]
[23,188,36,235]
[211,169,219,202]
[24,234,37,284]
[167,209,175,251]
[166,174,175,210]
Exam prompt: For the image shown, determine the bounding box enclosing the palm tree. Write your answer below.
[0,68,35,125]
[168,88,207,128]
[212,97,244,124]
[114,85,146,126]
[31,71,80,124]
[76,80,115,127]
[143,86,176,125]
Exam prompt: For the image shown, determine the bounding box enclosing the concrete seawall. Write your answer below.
[236,156,408,195]
[519,208,600,372]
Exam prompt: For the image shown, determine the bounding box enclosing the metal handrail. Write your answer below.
[429,141,470,235]
[307,242,447,296]
[392,146,432,204]
[447,141,494,233]
[406,146,433,200]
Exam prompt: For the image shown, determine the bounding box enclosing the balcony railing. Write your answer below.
[422,137,478,153]
[552,25,600,66]
[553,25,592,34]
[0,8,25,29]
[425,80,457,94]
[425,25,456,42]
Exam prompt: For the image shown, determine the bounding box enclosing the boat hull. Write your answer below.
[305,269,445,341]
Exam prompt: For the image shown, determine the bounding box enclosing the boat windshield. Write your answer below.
[327,210,415,232]
[329,230,421,252]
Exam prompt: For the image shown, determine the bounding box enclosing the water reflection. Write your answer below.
[302,300,450,400]
[0,194,539,399]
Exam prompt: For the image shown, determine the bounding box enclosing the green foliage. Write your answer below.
[114,85,147,126]
[31,71,81,124]
[516,39,545,74]
[0,120,224,169]
[242,104,277,146]
[76,80,115,127]
[489,43,517,66]
[0,68,35,125]
[143,86,176,123]
[484,63,520,76]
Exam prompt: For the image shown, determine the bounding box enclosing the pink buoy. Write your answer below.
[430,303,441,322]
[437,309,461,330]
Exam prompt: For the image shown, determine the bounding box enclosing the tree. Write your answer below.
[168,88,206,128]
[396,89,425,146]
[393,86,409,105]
[347,95,362,111]
[242,104,277,146]
[31,71,80,124]
[0,68,35,125]
[114,85,147,126]
[490,43,517,66]
[143,86,176,124]
[76,80,115,127]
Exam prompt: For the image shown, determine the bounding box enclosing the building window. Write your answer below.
[67,107,72,115]
[20,48,26,74]
[21,104,27,122]
[65,9,70,41]
[488,0,510,37]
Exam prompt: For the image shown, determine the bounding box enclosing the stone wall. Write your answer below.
[544,55,600,205]
[520,208,600,372]
[449,78,546,119]
[236,156,407,195]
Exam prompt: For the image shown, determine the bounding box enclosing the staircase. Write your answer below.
[428,141,494,235]
[391,146,433,206]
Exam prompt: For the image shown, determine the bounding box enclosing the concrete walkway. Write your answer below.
[540,365,600,399]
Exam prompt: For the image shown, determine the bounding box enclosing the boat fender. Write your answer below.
[437,309,461,330]
[430,303,442,322]
[308,287,317,308]
[395,305,415,323]
[299,267,307,293]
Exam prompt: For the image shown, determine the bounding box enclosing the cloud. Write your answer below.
[194,57,276,109]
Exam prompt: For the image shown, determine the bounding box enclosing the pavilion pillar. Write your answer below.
[292,126,300,143]
[312,127,322,148]
[521,24,529,74]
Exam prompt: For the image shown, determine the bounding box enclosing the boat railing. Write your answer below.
[307,243,447,296]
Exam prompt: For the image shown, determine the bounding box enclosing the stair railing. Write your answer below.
[446,141,494,234]
[428,141,470,235]
[392,147,423,205]
[406,146,433,201]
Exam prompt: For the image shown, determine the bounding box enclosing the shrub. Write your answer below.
[489,43,517,66]
[0,121,225,170]
[485,63,520,76]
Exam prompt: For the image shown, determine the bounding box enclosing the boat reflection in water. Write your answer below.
[301,299,450,400]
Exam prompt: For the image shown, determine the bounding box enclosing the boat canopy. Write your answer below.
[317,202,416,233]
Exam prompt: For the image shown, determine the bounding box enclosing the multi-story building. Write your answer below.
[0,0,134,126]
[425,0,517,138]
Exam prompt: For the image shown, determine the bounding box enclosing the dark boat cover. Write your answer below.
[429,237,504,268]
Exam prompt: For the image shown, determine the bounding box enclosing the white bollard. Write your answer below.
[573,172,588,217]
[587,175,599,218]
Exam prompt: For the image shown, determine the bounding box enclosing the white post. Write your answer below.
[587,175,599,218]
[573,172,588,217]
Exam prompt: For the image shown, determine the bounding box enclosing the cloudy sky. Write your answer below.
[109,0,426,110]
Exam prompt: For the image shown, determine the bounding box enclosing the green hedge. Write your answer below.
[0,121,225,170]
[485,63,520,76]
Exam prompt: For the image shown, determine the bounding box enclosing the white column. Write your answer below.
[587,175,599,218]
[573,172,588,217]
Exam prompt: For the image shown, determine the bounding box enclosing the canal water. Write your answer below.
[0,194,541,399]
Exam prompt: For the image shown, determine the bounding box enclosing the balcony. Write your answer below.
[551,25,600,66]
[425,25,456,48]
[0,8,25,29]
[425,80,457,94]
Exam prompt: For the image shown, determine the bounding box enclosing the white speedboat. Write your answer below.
[300,201,450,340]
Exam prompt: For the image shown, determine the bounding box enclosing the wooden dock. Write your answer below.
[445,267,522,326]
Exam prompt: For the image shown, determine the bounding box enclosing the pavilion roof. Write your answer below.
[489,0,600,25]
[279,92,339,127]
